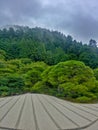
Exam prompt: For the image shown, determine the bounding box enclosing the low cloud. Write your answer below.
[0,0,98,43]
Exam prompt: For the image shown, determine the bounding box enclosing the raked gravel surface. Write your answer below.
[0,93,98,130]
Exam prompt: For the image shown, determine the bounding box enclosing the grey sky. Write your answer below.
[0,0,98,43]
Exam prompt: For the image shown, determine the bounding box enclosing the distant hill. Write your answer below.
[0,25,98,68]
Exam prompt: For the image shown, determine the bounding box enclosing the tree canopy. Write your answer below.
[0,26,98,68]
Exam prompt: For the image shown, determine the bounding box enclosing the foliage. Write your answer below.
[94,68,98,80]
[1,26,98,102]
[0,58,98,102]
[76,96,92,103]
[39,60,98,102]
[0,26,98,68]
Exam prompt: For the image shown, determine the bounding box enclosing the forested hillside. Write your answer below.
[0,26,98,68]
[1,26,98,103]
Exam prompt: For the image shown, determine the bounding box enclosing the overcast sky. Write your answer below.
[0,0,98,43]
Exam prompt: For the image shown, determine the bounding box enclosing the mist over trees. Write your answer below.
[0,26,98,68]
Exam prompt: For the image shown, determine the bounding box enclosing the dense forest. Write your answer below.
[0,25,98,68]
[1,25,98,102]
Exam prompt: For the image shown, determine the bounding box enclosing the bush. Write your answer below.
[31,81,48,93]
[94,68,98,80]
[21,58,32,64]
[0,74,25,95]
[1,92,8,97]
[31,81,57,95]
[59,83,88,98]
[85,92,97,100]
[76,96,92,103]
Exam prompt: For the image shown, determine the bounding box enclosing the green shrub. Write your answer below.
[1,92,8,97]
[76,96,92,103]
[31,81,47,93]
[59,83,88,98]
[31,81,57,95]
[85,92,97,100]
